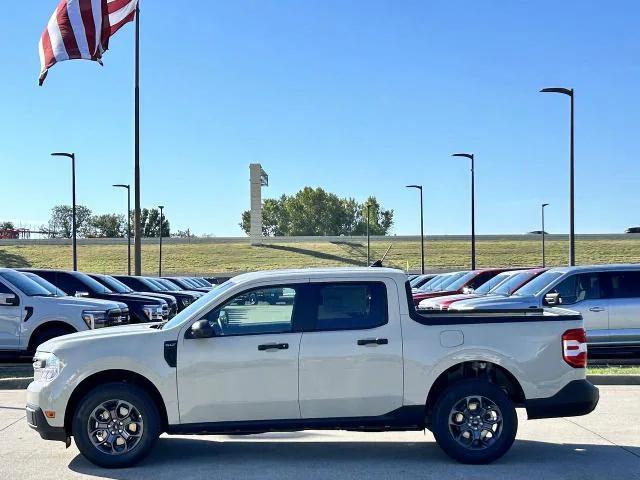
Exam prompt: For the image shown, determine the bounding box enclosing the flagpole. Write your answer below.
[133,2,142,275]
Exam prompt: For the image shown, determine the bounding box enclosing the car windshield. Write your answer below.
[445,271,483,292]
[96,275,133,294]
[0,271,56,297]
[491,271,535,296]
[75,272,114,294]
[23,273,65,296]
[138,277,162,291]
[181,278,201,288]
[417,274,450,292]
[157,279,181,291]
[512,271,564,296]
[474,272,513,294]
[163,280,235,330]
[146,278,170,291]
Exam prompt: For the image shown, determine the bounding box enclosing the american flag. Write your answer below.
[38,0,138,85]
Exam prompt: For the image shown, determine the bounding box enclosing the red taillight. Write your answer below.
[562,328,587,368]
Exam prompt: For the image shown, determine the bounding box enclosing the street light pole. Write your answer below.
[406,185,425,274]
[113,184,131,275]
[540,87,575,266]
[452,153,476,269]
[52,152,77,271]
[541,203,549,267]
[158,206,164,277]
[366,204,370,266]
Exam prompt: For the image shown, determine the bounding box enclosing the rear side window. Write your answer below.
[603,271,640,299]
[312,282,387,331]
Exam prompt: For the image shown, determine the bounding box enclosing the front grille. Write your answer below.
[162,305,169,321]
[107,309,130,327]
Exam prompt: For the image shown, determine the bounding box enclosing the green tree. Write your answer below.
[137,208,170,237]
[240,188,393,236]
[90,214,126,238]
[47,205,93,238]
[0,221,15,231]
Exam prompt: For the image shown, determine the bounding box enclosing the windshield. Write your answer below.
[491,271,535,296]
[138,277,162,291]
[445,271,482,292]
[426,271,467,292]
[96,275,133,294]
[0,271,55,297]
[156,279,181,291]
[163,280,235,330]
[23,273,65,296]
[474,272,513,294]
[75,272,114,294]
[146,278,170,291]
[417,274,449,292]
[512,271,564,296]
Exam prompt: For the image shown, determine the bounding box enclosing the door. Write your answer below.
[601,270,640,346]
[177,284,304,424]
[298,279,404,419]
[548,272,609,344]
[0,280,21,350]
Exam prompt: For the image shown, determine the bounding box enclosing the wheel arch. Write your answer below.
[64,369,169,436]
[424,360,525,424]
[27,321,77,354]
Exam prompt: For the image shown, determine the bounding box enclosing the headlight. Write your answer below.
[82,310,108,329]
[33,352,62,383]
[142,304,163,321]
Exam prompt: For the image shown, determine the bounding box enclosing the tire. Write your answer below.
[432,379,517,464]
[72,383,160,468]
[28,326,75,356]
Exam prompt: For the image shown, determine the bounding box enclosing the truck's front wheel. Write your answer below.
[432,379,517,464]
[72,383,160,468]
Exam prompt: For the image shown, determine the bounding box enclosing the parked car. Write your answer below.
[27,267,597,467]
[449,264,640,351]
[413,272,465,294]
[0,269,128,355]
[188,277,214,288]
[114,276,200,312]
[88,274,178,319]
[418,269,546,311]
[409,274,438,290]
[161,276,211,293]
[412,268,511,306]
[21,269,167,324]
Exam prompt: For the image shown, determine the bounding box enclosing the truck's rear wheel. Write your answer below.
[432,379,517,464]
[72,383,160,468]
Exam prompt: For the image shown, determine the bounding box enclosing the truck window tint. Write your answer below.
[314,283,387,331]
[553,273,601,305]
[204,287,296,336]
[604,271,640,299]
[0,280,12,295]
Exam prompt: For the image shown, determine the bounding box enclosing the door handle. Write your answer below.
[357,338,388,346]
[589,306,605,312]
[258,343,289,351]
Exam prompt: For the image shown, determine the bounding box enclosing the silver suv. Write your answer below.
[450,264,640,350]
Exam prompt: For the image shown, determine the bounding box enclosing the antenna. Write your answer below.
[370,244,393,267]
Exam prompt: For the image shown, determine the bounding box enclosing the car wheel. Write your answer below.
[72,382,160,468]
[432,379,517,464]
[28,326,75,356]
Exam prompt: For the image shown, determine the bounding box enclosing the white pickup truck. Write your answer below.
[0,269,129,355]
[26,268,598,467]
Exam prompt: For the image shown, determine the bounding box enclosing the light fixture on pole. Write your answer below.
[51,152,77,271]
[113,184,131,275]
[158,206,164,277]
[405,184,425,274]
[452,153,476,269]
[540,87,575,266]
[541,203,549,267]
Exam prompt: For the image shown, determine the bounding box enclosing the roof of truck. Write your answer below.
[231,267,407,285]
[547,263,640,274]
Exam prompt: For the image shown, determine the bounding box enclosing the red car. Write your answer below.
[412,268,514,306]
[418,268,547,310]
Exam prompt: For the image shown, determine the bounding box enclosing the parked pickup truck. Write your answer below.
[0,269,129,355]
[26,268,598,468]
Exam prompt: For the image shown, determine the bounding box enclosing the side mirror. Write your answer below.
[462,286,474,294]
[188,319,215,339]
[75,291,89,298]
[544,292,562,306]
[0,293,19,306]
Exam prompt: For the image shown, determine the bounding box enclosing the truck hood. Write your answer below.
[38,296,126,310]
[37,323,160,354]
[450,295,538,311]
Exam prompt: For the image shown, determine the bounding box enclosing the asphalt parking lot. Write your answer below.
[1,386,639,480]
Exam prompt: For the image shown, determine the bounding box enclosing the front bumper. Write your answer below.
[25,404,68,442]
[525,379,599,420]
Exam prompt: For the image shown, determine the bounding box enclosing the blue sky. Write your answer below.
[2,1,639,236]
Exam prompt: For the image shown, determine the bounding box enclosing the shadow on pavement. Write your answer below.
[67,437,640,479]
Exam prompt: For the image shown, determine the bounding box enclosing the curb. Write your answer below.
[587,375,640,386]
